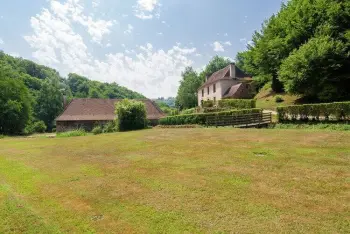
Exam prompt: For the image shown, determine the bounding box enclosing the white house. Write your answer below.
[197,63,253,106]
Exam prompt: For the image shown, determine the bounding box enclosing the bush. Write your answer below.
[275,95,284,103]
[32,121,47,133]
[0,135,5,139]
[217,99,256,109]
[92,126,103,135]
[103,121,117,133]
[181,108,197,115]
[203,100,214,108]
[271,123,350,131]
[277,102,350,122]
[57,129,87,138]
[159,108,262,125]
[52,128,56,133]
[115,99,147,131]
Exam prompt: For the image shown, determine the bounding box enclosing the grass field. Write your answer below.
[0,128,349,233]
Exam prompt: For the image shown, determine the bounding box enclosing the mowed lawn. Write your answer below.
[0,129,349,233]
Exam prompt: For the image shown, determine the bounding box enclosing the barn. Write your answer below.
[55,99,165,132]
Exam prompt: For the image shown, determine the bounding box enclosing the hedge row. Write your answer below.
[159,108,262,125]
[277,102,350,122]
[218,99,256,109]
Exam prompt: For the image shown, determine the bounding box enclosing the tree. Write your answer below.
[0,76,31,134]
[199,56,231,82]
[35,78,64,131]
[235,0,350,99]
[176,67,202,109]
[115,99,147,131]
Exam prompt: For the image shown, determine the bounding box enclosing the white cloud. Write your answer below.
[134,0,160,20]
[49,0,114,44]
[0,38,4,45]
[224,41,232,46]
[157,32,163,35]
[195,53,202,57]
[224,33,228,36]
[161,21,166,24]
[122,14,128,18]
[124,24,134,35]
[92,0,100,8]
[24,0,196,98]
[212,41,224,52]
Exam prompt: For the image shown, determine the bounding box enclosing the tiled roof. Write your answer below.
[223,83,249,98]
[198,63,250,90]
[56,98,165,121]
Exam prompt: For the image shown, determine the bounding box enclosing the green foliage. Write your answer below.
[218,99,256,109]
[32,121,47,133]
[56,129,87,138]
[35,78,63,131]
[103,121,118,133]
[236,0,350,99]
[277,102,350,122]
[175,67,202,109]
[155,101,177,115]
[67,73,144,99]
[0,134,4,139]
[159,109,262,125]
[274,95,284,103]
[181,108,197,115]
[0,76,31,134]
[115,99,147,131]
[202,100,214,108]
[92,126,103,135]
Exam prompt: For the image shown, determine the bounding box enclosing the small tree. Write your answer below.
[115,99,147,131]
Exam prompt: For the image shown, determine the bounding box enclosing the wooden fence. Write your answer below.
[206,112,272,128]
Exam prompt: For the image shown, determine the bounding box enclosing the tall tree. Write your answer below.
[35,78,64,131]
[236,0,350,100]
[0,76,31,134]
[176,67,201,109]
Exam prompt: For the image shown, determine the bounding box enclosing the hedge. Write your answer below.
[159,108,262,125]
[277,102,350,122]
[218,99,256,109]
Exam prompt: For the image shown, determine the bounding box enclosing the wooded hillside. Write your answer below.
[0,51,144,134]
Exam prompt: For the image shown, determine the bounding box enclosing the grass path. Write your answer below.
[0,128,349,233]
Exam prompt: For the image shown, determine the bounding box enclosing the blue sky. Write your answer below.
[0,0,283,98]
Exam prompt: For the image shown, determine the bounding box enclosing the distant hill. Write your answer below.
[154,97,176,107]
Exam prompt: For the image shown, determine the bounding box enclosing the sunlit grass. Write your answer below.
[0,128,349,233]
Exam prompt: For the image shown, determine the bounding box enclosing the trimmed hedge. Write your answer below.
[203,100,214,108]
[159,108,262,125]
[277,102,350,122]
[218,99,256,109]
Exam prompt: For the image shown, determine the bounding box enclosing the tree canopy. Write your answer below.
[236,0,350,101]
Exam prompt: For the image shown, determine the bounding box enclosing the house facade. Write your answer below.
[197,63,253,106]
[56,98,165,132]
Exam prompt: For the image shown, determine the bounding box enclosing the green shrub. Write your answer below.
[92,126,103,135]
[57,129,87,138]
[103,121,117,133]
[277,101,350,122]
[217,99,256,109]
[203,100,214,108]
[115,99,147,131]
[32,121,47,133]
[0,135,5,139]
[159,108,262,125]
[52,128,56,133]
[181,108,197,115]
[275,95,284,103]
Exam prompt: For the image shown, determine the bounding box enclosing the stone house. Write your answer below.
[56,98,165,132]
[197,63,254,106]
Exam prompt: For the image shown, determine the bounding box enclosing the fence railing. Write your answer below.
[206,112,272,128]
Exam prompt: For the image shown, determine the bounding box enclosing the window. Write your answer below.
[201,100,204,106]
[214,97,216,103]
[213,84,216,93]
[202,89,204,97]
[207,86,210,95]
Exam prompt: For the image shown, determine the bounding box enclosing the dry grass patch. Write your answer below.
[0,128,349,233]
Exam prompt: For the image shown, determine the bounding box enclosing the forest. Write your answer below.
[0,51,144,134]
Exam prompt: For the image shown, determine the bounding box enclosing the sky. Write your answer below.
[0,0,283,98]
